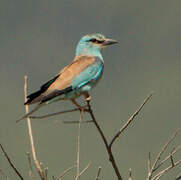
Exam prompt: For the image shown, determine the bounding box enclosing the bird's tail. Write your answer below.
[16,103,44,123]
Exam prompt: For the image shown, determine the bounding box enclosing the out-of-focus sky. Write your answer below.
[1,0,181,179]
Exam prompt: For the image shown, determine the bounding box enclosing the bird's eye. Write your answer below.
[89,38,104,44]
[90,38,97,42]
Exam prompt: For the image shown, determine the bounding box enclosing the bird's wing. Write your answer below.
[70,56,104,89]
[25,55,103,104]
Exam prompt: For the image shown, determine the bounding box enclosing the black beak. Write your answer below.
[103,38,118,46]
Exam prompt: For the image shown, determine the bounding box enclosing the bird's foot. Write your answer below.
[71,99,89,112]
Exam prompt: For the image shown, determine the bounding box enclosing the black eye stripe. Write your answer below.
[89,38,104,43]
[90,38,97,42]
[97,40,104,44]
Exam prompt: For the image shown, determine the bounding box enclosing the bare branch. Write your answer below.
[30,108,81,119]
[109,93,153,148]
[152,159,181,180]
[0,144,24,180]
[153,145,181,172]
[79,162,91,177]
[170,154,175,167]
[87,101,109,149]
[146,130,181,180]
[24,76,45,179]
[148,152,151,178]
[87,100,123,180]
[95,166,101,180]
[58,165,76,180]
[85,93,153,180]
[151,130,179,174]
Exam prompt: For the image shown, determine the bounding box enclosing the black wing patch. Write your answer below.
[24,74,60,105]
[40,86,73,103]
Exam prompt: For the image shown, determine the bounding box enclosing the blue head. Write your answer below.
[76,33,118,59]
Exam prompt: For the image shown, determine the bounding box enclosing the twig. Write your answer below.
[95,166,102,180]
[58,165,76,180]
[148,152,151,178]
[151,130,179,174]
[30,108,81,119]
[0,168,9,180]
[146,130,180,180]
[0,144,24,180]
[170,154,174,167]
[153,145,181,172]
[152,159,181,180]
[79,162,91,177]
[87,93,153,180]
[109,93,153,148]
[27,152,35,179]
[146,130,181,180]
[24,76,45,180]
[75,111,82,180]
[87,101,109,149]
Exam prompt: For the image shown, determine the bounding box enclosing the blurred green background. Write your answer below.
[1,0,181,179]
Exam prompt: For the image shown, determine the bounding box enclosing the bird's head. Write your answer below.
[76,33,118,58]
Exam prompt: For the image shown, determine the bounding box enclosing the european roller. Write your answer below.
[17,33,118,122]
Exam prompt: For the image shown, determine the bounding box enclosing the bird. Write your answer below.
[17,33,118,122]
